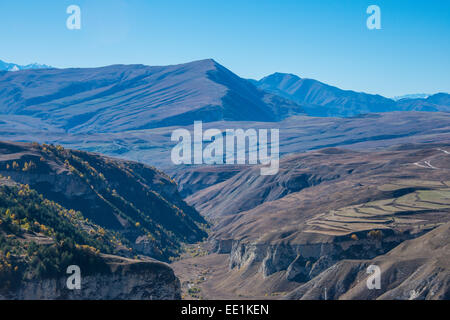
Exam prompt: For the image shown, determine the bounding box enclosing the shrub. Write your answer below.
[368,230,383,240]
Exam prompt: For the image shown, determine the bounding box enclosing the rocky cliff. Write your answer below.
[1,254,181,300]
[217,228,418,282]
[285,222,450,300]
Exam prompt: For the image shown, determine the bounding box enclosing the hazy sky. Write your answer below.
[1,0,449,97]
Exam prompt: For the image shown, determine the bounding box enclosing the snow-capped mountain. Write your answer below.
[0,59,52,71]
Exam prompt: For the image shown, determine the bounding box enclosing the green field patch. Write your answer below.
[309,185,450,236]
[394,193,419,207]
[377,184,406,191]
[417,190,450,204]
[307,222,350,233]
[332,207,365,218]
[304,228,348,236]
[393,217,424,224]
[392,179,444,188]
[376,204,405,212]
[412,201,450,210]
[368,199,396,207]
[324,215,390,224]
[391,204,425,212]
[358,206,393,215]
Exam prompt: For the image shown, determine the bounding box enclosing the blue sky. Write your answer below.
[1,0,449,97]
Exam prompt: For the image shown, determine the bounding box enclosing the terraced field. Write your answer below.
[174,144,450,300]
[306,180,450,236]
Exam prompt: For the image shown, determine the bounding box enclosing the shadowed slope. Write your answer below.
[254,73,450,116]
[285,222,450,300]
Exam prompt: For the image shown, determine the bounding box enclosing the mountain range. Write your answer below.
[251,72,450,116]
[0,59,52,72]
[0,60,302,133]
[0,59,449,135]
[393,93,429,101]
[0,58,449,172]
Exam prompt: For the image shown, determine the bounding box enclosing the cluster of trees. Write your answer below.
[52,147,181,259]
[368,230,384,240]
[0,185,118,252]
[0,234,21,291]
[4,160,37,172]
[2,141,207,263]
[349,230,384,242]
[0,184,123,292]
[25,240,109,279]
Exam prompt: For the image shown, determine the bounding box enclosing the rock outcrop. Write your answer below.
[285,222,450,300]
[1,254,181,300]
[226,230,416,282]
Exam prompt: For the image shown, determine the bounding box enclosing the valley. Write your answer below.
[172,142,450,300]
[2,139,448,300]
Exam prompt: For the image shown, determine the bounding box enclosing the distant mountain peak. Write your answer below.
[393,93,430,101]
[192,58,219,65]
[0,59,52,71]
[260,72,301,82]
[164,58,221,70]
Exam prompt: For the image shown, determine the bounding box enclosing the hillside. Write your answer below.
[0,60,302,133]
[1,61,450,173]
[187,143,450,230]
[0,180,180,299]
[253,73,450,116]
[285,222,450,300]
[172,142,450,299]
[396,93,450,112]
[2,61,448,135]
[0,141,207,261]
